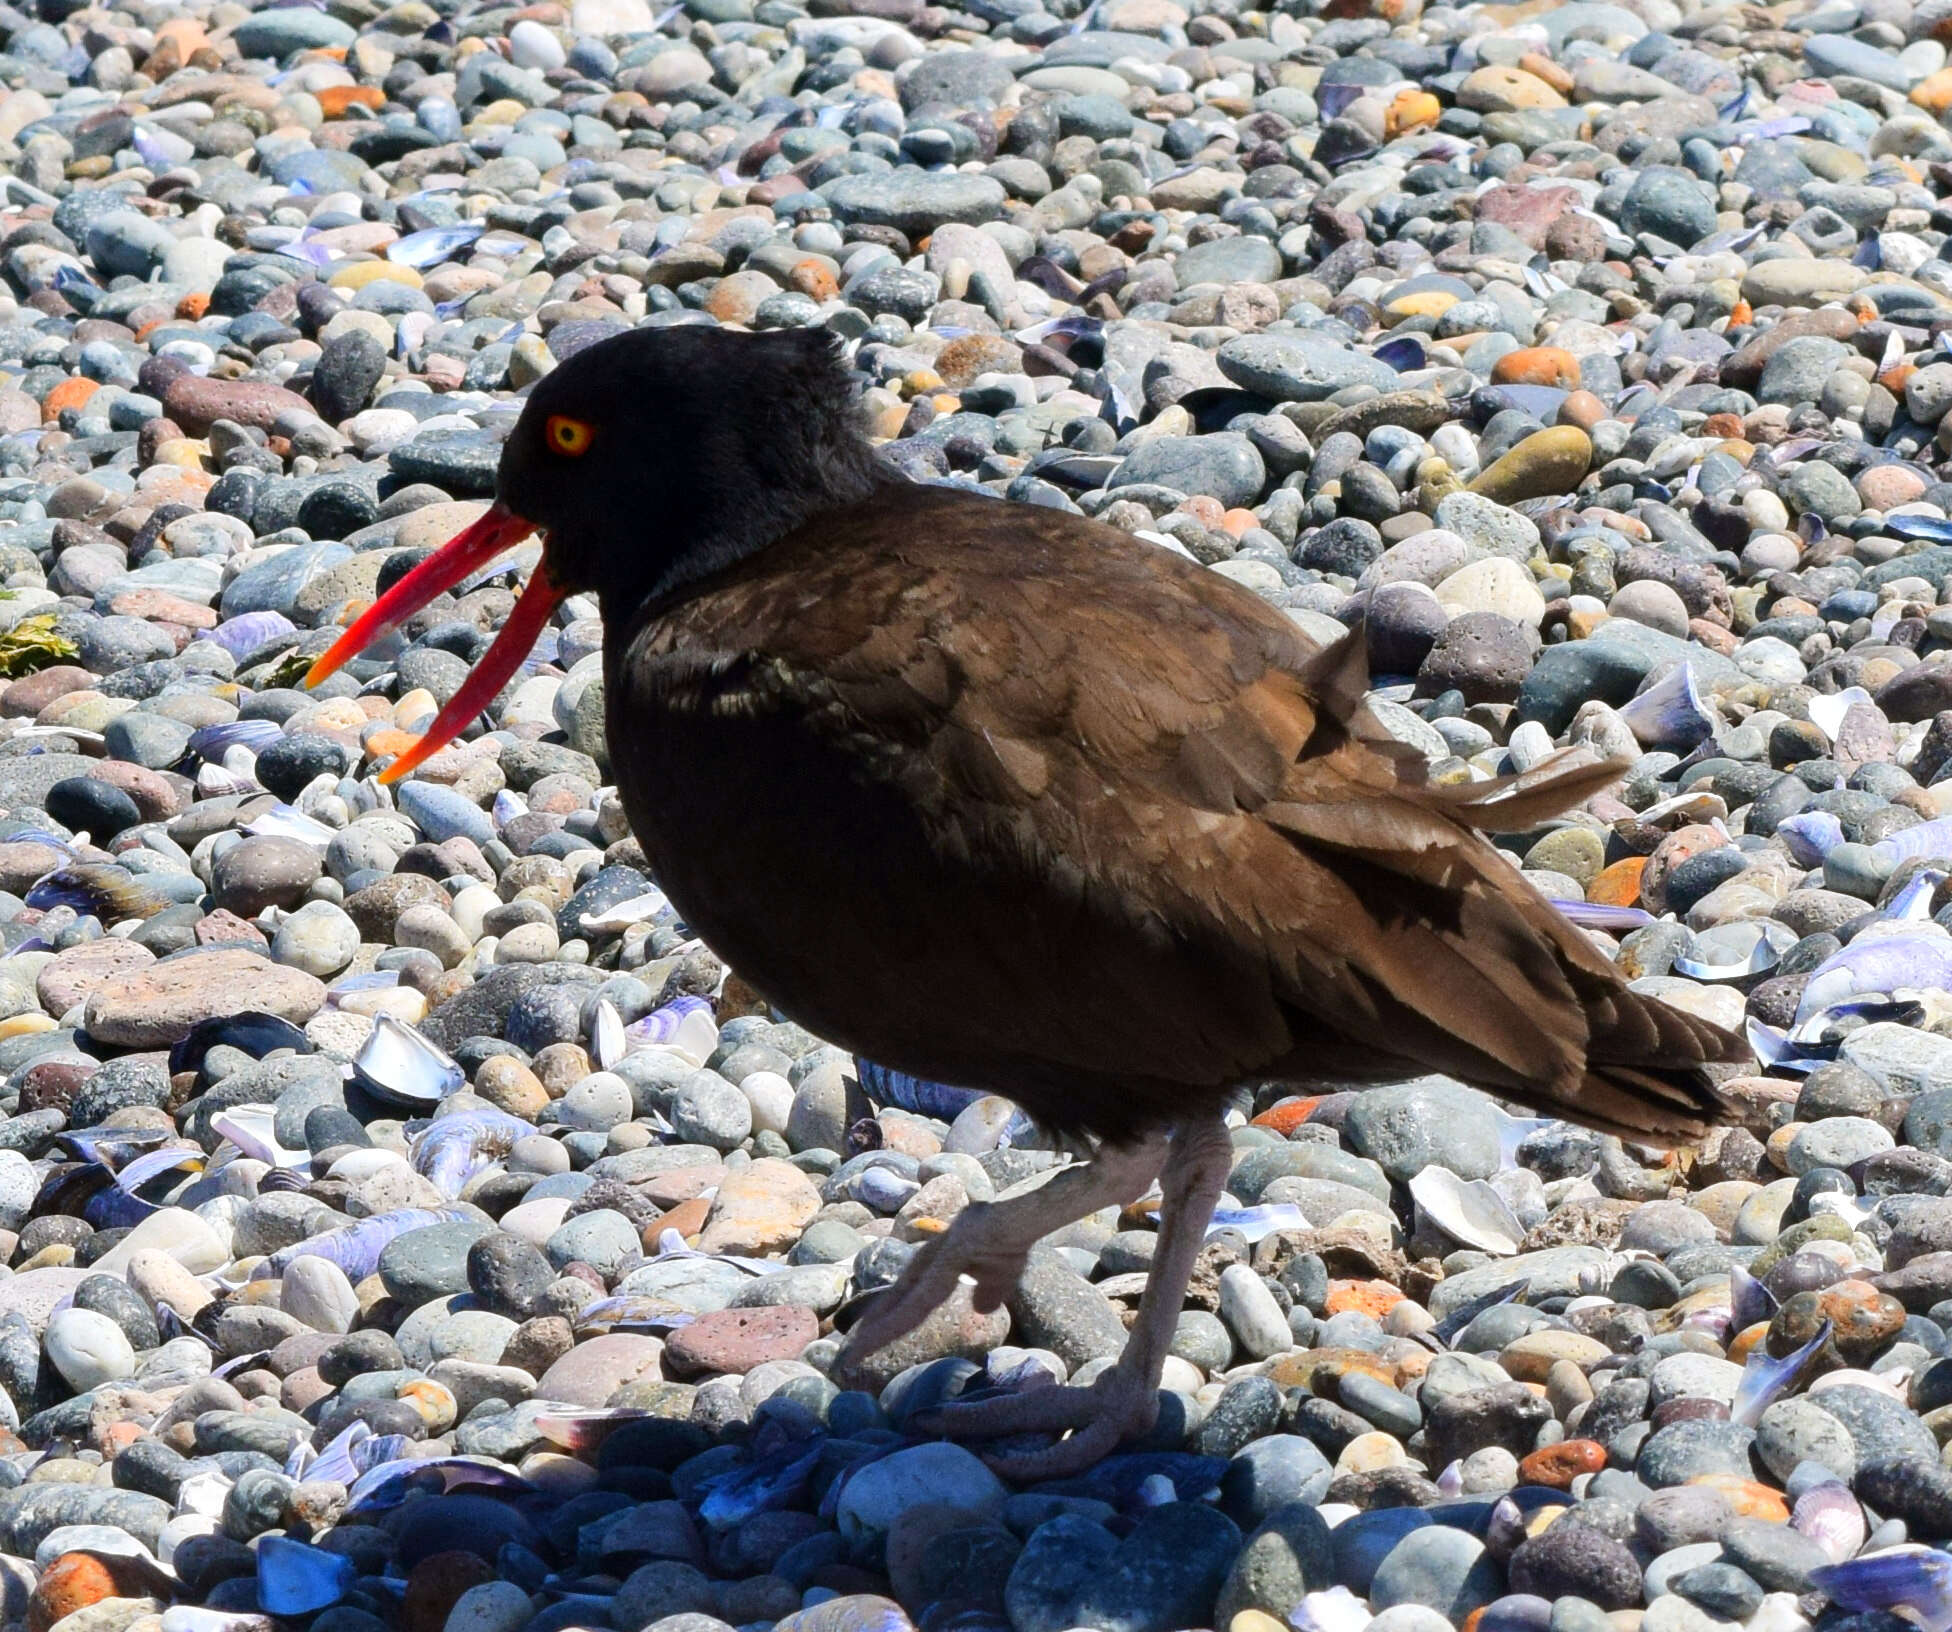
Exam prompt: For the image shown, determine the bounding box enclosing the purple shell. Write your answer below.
[1796,935,1952,1024]
[198,612,298,658]
[1810,1549,1952,1627]
[1730,1319,1830,1426]
[1548,899,1654,931]
[625,994,714,1047]
[1874,816,1952,866]
[250,1206,468,1282]
[1886,513,1952,545]
[188,720,285,761]
[388,223,485,270]
[411,1108,535,1197]
[1777,810,1845,867]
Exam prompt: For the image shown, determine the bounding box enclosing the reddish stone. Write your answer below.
[1818,1279,1906,1360]
[653,1195,711,1241]
[1517,1440,1605,1488]
[1326,1280,1404,1319]
[40,377,99,424]
[1,664,93,717]
[160,374,312,435]
[17,1057,96,1114]
[107,588,216,628]
[89,760,182,821]
[1492,347,1581,389]
[30,1555,155,1632]
[316,84,385,116]
[1691,1475,1788,1521]
[1472,183,1579,249]
[663,1305,819,1377]
[1251,1097,1320,1134]
[195,908,269,950]
[402,1553,495,1632]
[641,1165,726,1208]
[1586,856,1645,907]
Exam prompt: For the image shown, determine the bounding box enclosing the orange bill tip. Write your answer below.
[375,561,567,785]
[302,502,538,690]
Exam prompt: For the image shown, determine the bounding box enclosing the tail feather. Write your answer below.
[1571,1061,1729,1144]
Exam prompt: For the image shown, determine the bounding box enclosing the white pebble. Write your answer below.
[45,1307,135,1390]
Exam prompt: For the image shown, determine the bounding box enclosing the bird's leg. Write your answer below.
[917,1115,1235,1481]
[839,1129,1170,1375]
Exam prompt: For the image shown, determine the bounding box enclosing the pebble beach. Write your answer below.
[0,0,1950,1628]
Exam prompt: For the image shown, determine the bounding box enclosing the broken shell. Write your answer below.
[352,1013,465,1106]
[1409,1165,1524,1256]
[1617,662,1716,751]
[1672,919,1796,982]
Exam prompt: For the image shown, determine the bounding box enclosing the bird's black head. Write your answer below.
[303,323,885,781]
[498,323,883,609]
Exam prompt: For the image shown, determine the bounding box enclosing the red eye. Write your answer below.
[546,415,593,456]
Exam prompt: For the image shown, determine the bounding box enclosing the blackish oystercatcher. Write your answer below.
[307,325,1744,1476]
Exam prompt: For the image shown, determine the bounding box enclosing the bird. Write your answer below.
[306,323,1747,1478]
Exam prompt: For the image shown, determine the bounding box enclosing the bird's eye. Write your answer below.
[545,415,593,457]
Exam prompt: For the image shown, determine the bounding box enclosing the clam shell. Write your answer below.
[623,997,717,1068]
[187,721,284,762]
[580,889,670,931]
[1778,810,1846,867]
[1809,1546,1952,1628]
[1672,919,1796,982]
[1793,1482,1868,1564]
[1409,1165,1523,1255]
[1202,1203,1310,1243]
[353,1013,464,1105]
[1876,818,1952,869]
[697,1432,825,1530]
[1632,789,1729,827]
[1618,663,1716,751]
[1808,686,1875,743]
[592,999,625,1070]
[1731,1319,1831,1426]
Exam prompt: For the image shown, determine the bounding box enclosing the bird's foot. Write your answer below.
[835,1208,1030,1384]
[910,1368,1161,1481]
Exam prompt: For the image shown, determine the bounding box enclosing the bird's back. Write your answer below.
[605,479,1743,1144]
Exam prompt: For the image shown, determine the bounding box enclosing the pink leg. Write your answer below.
[840,1129,1169,1370]
[913,1116,1234,1480]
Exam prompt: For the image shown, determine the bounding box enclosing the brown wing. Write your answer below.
[628,483,1741,1140]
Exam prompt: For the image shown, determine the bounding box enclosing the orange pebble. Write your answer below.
[1461,1610,1487,1632]
[40,377,98,423]
[1326,1279,1405,1320]
[656,1195,711,1240]
[1585,856,1645,908]
[1689,1474,1789,1522]
[1725,1320,1769,1363]
[315,84,385,117]
[1517,1439,1605,1488]
[1251,1096,1320,1134]
[176,292,210,320]
[363,726,420,761]
[1384,88,1441,137]
[30,1556,150,1632]
[1491,346,1581,389]
[1220,507,1258,538]
[789,258,839,302]
[1729,300,1752,326]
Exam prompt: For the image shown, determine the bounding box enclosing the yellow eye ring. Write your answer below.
[546,415,593,457]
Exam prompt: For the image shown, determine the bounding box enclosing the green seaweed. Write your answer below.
[0,615,76,678]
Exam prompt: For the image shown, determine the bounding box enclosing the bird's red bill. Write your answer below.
[301,501,564,785]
